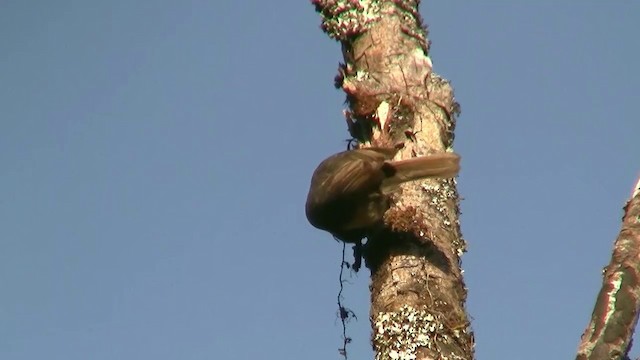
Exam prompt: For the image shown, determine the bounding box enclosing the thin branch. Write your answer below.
[337,242,356,359]
[576,176,640,360]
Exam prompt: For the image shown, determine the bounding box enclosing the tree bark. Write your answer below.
[312,1,474,359]
[576,178,640,360]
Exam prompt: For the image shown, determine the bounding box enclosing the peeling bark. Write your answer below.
[312,1,473,359]
[577,178,640,360]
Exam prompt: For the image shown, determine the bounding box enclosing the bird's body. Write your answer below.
[305,147,460,243]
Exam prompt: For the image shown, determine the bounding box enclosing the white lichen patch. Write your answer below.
[602,271,623,326]
[373,305,446,360]
[317,0,382,40]
[421,178,457,218]
[355,69,369,81]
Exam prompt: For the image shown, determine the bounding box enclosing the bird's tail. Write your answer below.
[382,152,460,190]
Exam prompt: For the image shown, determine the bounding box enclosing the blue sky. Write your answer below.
[1,1,639,359]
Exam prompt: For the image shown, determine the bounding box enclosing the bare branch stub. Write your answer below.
[313,1,473,359]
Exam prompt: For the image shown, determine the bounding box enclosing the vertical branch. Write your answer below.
[312,1,473,359]
[576,177,640,360]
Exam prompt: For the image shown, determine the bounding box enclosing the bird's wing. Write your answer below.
[356,147,398,161]
[330,157,382,196]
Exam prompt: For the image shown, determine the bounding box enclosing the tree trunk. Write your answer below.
[312,1,474,359]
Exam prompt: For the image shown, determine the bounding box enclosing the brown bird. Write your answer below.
[305,147,460,243]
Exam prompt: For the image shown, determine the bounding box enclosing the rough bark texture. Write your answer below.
[312,1,473,359]
[576,178,640,360]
